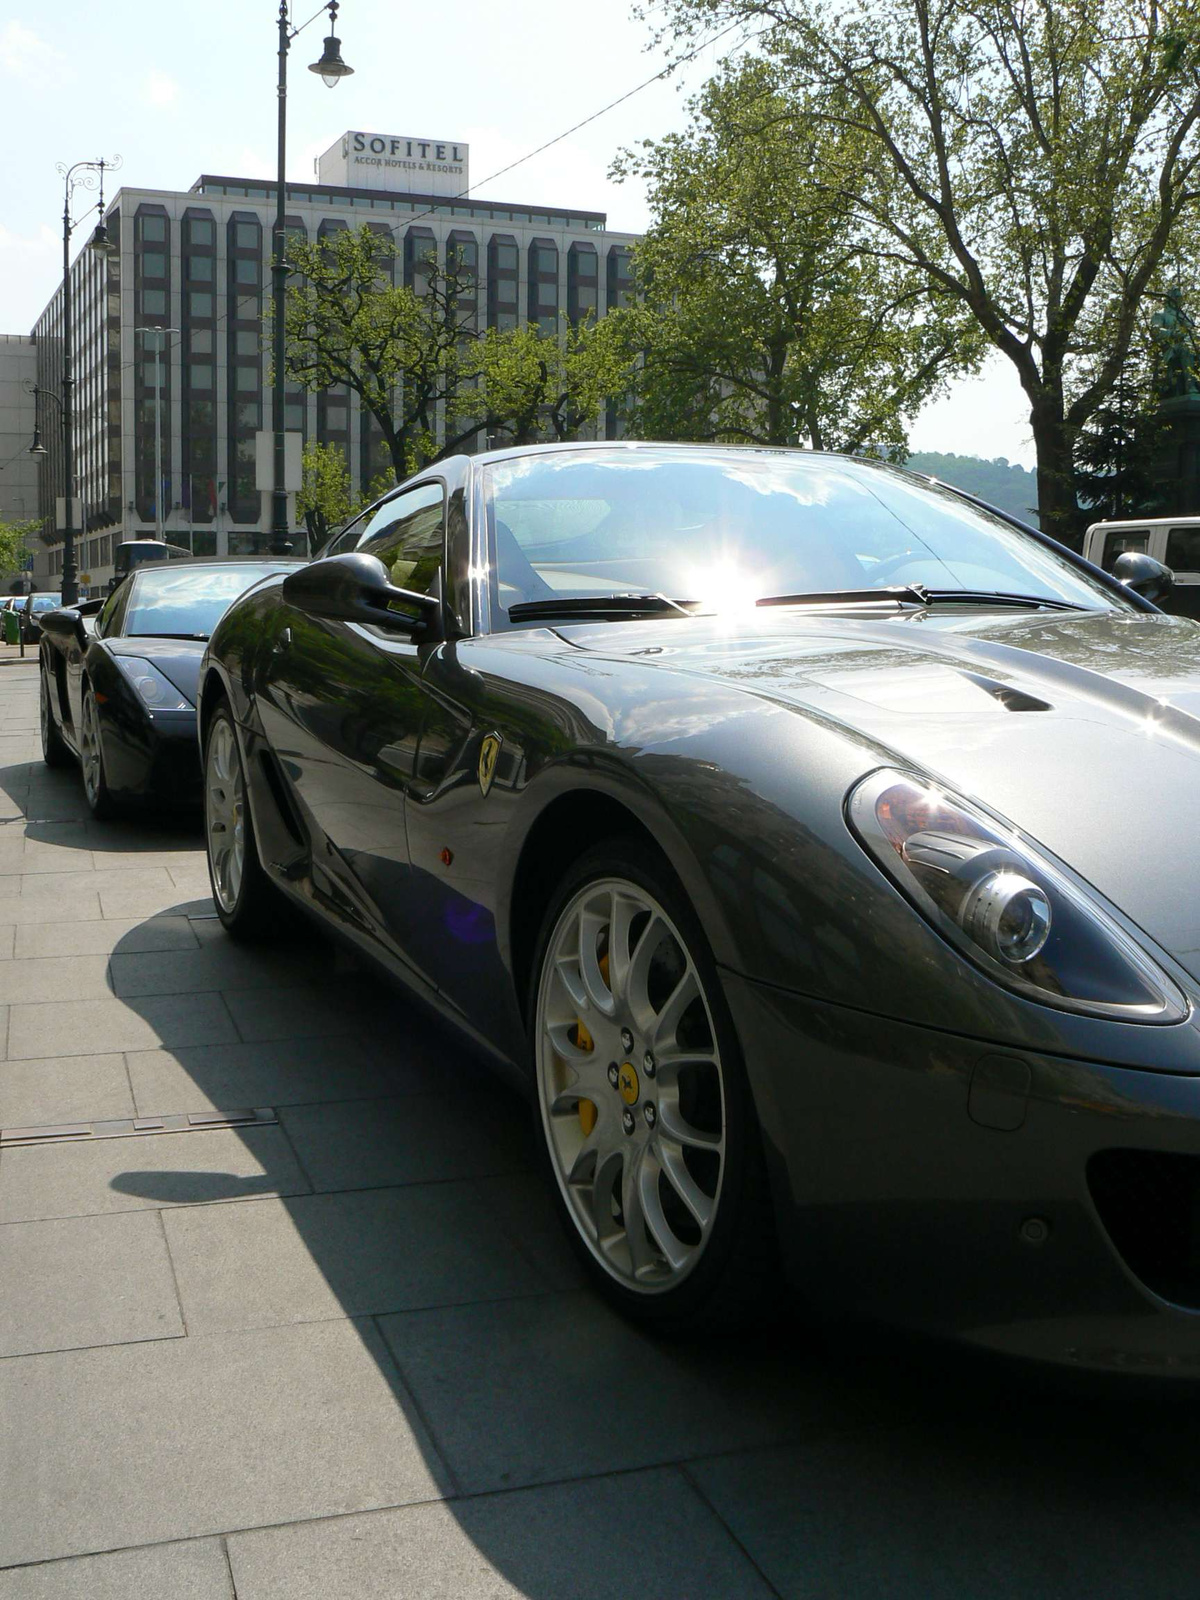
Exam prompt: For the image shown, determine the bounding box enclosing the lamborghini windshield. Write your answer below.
[485,449,1128,626]
[123,563,295,638]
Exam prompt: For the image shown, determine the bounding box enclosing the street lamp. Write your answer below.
[270,0,354,555]
[53,156,120,606]
[134,326,180,544]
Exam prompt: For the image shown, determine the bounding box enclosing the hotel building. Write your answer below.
[20,132,638,590]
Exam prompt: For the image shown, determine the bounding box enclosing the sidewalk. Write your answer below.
[1,655,1197,1598]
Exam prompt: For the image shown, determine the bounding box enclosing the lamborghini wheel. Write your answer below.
[204,702,277,938]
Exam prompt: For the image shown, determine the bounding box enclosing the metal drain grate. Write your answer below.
[0,1107,277,1148]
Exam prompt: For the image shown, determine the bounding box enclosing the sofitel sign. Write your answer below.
[316,132,470,199]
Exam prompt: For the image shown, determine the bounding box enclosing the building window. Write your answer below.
[134,205,172,523]
[568,243,599,325]
[607,245,634,311]
[183,206,218,528]
[227,212,263,528]
[487,234,518,332]
[404,226,437,295]
[528,239,558,335]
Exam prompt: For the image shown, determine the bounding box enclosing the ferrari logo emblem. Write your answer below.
[478,732,502,797]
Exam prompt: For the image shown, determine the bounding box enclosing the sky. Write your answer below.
[0,0,1034,466]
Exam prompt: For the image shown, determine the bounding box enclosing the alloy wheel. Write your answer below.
[205,716,246,914]
[80,692,104,807]
[535,877,727,1294]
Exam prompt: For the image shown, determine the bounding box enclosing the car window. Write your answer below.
[1165,526,1200,573]
[360,482,445,597]
[96,583,131,639]
[1101,530,1149,571]
[123,563,295,638]
[485,451,1127,624]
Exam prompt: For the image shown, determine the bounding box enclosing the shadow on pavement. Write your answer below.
[17,878,1200,1593]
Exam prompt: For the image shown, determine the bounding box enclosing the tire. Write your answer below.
[79,683,119,818]
[203,701,278,938]
[529,837,778,1332]
[39,662,71,769]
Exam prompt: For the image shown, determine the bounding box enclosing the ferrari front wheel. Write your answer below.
[204,703,276,938]
[532,840,777,1330]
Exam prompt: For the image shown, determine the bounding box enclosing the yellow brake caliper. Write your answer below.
[574,950,610,1138]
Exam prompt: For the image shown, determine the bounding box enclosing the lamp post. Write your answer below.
[135,326,180,543]
[270,0,354,555]
[53,157,120,605]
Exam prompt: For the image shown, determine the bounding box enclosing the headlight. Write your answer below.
[112,656,190,711]
[847,769,1186,1022]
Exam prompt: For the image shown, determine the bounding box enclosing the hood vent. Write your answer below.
[960,671,1052,714]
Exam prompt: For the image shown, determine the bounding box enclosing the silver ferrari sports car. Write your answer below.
[200,442,1200,1373]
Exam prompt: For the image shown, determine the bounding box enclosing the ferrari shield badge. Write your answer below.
[478,732,503,797]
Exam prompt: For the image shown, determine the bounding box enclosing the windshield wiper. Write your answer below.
[508,594,699,623]
[757,586,930,609]
[757,585,1090,614]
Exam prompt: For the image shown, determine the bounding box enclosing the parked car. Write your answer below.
[201,441,1200,1374]
[39,558,303,816]
[20,592,64,646]
[1083,515,1200,619]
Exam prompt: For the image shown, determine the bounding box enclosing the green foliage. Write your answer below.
[296,441,362,553]
[284,227,635,478]
[650,0,1200,541]
[0,517,38,576]
[904,452,1040,524]
[612,60,980,453]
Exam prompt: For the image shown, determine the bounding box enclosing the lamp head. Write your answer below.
[29,426,47,457]
[309,32,353,86]
[87,218,117,256]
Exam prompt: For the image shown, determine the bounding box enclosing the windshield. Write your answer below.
[123,564,293,638]
[31,596,62,612]
[485,450,1126,624]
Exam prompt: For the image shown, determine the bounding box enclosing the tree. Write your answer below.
[650,0,1200,542]
[477,316,633,447]
[284,227,634,479]
[0,517,38,582]
[296,441,362,553]
[612,60,978,452]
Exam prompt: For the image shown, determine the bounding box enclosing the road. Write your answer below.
[0,647,1197,1597]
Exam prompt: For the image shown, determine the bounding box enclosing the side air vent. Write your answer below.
[960,672,1052,713]
[1088,1148,1200,1309]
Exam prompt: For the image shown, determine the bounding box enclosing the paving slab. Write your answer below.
[280,1091,533,1192]
[109,941,332,998]
[0,1210,184,1357]
[228,1468,773,1600]
[99,888,213,920]
[0,956,113,1006]
[13,916,199,959]
[0,893,103,927]
[0,1319,448,1567]
[125,1034,430,1116]
[0,1123,309,1223]
[377,1291,879,1494]
[8,867,176,899]
[0,1539,232,1600]
[223,984,381,1043]
[0,927,12,959]
[0,1052,134,1127]
[162,1181,551,1334]
[687,1409,1200,1600]
[7,992,237,1060]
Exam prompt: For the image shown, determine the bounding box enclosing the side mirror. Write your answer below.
[39,608,89,649]
[281,552,441,637]
[1113,550,1175,606]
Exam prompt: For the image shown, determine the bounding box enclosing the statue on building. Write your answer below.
[1151,285,1200,398]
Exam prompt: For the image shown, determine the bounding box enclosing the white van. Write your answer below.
[1083,516,1200,619]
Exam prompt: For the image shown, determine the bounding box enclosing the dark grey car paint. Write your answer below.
[200,444,1200,1373]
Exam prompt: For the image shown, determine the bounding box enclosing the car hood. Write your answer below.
[108,636,206,706]
[561,607,1200,984]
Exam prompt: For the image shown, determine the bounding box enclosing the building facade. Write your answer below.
[29,131,638,591]
[0,336,39,591]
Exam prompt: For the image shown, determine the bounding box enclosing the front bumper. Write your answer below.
[723,971,1200,1374]
[102,707,201,808]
